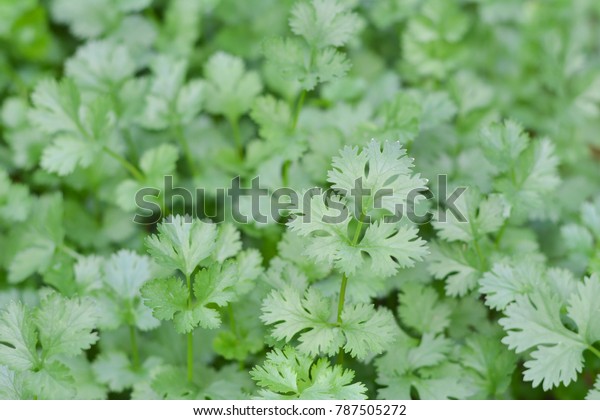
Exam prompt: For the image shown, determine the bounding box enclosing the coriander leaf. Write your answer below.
[461,334,517,398]
[427,241,480,297]
[376,332,472,400]
[103,250,152,299]
[28,360,76,399]
[9,194,65,283]
[398,282,452,334]
[0,301,38,371]
[357,222,428,278]
[0,366,27,399]
[139,56,204,130]
[290,0,361,49]
[65,41,136,93]
[251,346,367,400]
[340,303,398,359]
[480,262,545,311]
[250,95,291,141]
[204,52,262,121]
[261,286,342,356]
[140,277,188,325]
[263,37,351,91]
[92,351,161,392]
[34,293,99,360]
[145,215,217,277]
[212,224,242,264]
[500,291,587,390]
[479,119,529,173]
[587,376,600,400]
[566,274,600,345]
[328,140,427,216]
[433,190,509,243]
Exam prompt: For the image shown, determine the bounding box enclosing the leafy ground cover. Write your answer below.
[1,0,600,400]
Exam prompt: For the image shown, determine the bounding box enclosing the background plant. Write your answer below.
[1,0,600,400]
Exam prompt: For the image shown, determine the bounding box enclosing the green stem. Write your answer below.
[228,304,237,336]
[468,219,486,270]
[228,117,243,158]
[281,160,291,188]
[59,244,81,260]
[186,273,193,383]
[472,236,485,269]
[291,90,306,130]
[336,274,349,325]
[173,124,198,178]
[588,345,600,359]
[494,220,508,248]
[336,214,365,364]
[129,325,140,371]
[102,146,145,182]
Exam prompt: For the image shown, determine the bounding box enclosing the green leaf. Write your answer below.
[427,241,480,297]
[461,334,517,398]
[30,79,114,175]
[28,360,76,399]
[262,286,397,359]
[479,120,529,173]
[340,303,398,359]
[0,366,28,399]
[500,291,587,390]
[566,274,600,345]
[433,190,509,243]
[212,224,242,264]
[263,37,351,91]
[376,332,473,400]
[140,277,188,324]
[34,293,99,360]
[9,194,65,283]
[145,215,217,277]
[103,250,152,299]
[261,286,341,356]
[139,56,204,130]
[92,351,161,392]
[251,346,367,399]
[328,140,427,216]
[587,376,600,400]
[204,52,262,121]
[250,95,291,141]
[0,301,38,371]
[398,282,452,334]
[289,0,361,49]
[480,262,545,311]
[357,221,428,278]
[50,0,151,38]
[65,40,136,92]
[0,170,32,223]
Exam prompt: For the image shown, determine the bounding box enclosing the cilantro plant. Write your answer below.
[1,0,600,401]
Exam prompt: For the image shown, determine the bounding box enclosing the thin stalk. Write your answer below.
[129,325,140,370]
[186,273,194,383]
[291,90,306,130]
[494,220,508,248]
[281,160,291,188]
[59,244,81,260]
[228,303,237,336]
[102,146,145,182]
[336,274,349,325]
[468,218,486,270]
[228,116,243,158]
[588,345,600,359]
[173,124,198,178]
[336,214,365,364]
[472,236,485,269]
